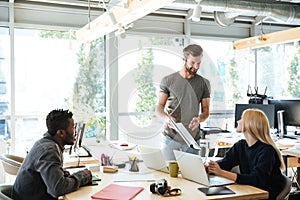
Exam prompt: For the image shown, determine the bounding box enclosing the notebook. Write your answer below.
[91,183,144,199]
[173,150,235,187]
[138,145,169,173]
[169,118,201,149]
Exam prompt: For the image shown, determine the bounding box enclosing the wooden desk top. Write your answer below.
[64,170,268,200]
[214,135,298,151]
[63,154,99,168]
[282,148,300,157]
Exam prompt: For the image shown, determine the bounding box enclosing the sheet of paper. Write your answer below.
[112,173,155,182]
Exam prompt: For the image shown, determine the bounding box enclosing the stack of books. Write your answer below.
[102,166,118,173]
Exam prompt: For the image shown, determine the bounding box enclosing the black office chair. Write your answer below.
[0,185,13,200]
[276,174,292,200]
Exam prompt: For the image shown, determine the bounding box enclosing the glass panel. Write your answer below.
[14,29,105,155]
[0,27,10,142]
[256,43,300,99]
[118,35,183,145]
[194,39,255,130]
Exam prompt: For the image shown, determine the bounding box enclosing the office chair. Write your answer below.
[0,185,13,200]
[0,154,24,176]
[276,174,292,200]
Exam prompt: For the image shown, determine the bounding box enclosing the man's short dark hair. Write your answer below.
[46,109,73,136]
[183,44,203,58]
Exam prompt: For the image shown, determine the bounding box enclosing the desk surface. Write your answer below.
[64,170,268,200]
[63,154,99,168]
[63,141,268,200]
[282,148,300,157]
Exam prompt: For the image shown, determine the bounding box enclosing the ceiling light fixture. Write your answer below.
[232,26,300,50]
[191,0,202,22]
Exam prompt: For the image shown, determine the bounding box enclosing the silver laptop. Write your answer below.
[138,145,169,173]
[169,118,201,149]
[173,150,235,187]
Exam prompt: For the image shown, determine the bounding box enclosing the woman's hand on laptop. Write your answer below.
[204,164,209,174]
[207,161,222,176]
[208,161,237,182]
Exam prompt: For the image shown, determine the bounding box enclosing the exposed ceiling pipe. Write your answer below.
[174,0,300,26]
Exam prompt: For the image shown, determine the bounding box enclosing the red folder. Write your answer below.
[91,183,144,200]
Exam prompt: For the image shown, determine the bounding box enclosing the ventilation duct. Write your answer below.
[174,0,300,26]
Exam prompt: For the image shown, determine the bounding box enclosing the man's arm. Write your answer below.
[38,145,91,198]
[155,92,169,121]
[189,97,210,130]
[199,97,210,122]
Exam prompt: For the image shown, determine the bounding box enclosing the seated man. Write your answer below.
[13,109,92,200]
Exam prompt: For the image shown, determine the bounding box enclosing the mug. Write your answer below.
[169,161,179,177]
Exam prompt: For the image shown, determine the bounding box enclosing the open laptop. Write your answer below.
[169,118,201,150]
[138,145,169,173]
[173,150,235,187]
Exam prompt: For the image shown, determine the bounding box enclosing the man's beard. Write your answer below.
[185,63,197,75]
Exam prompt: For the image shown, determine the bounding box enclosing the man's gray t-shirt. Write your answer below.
[160,72,211,143]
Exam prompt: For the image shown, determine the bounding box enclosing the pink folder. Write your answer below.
[91,183,144,200]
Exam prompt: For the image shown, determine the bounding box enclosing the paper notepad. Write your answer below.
[91,184,144,199]
[112,173,155,182]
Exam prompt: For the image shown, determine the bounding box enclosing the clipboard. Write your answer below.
[169,118,201,150]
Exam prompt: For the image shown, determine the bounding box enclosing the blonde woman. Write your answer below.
[208,109,285,200]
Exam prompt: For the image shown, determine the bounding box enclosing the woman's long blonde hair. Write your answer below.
[241,109,285,171]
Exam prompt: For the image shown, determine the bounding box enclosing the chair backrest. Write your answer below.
[276,174,292,200]
[0,185,13,200]
[0,154,24,176]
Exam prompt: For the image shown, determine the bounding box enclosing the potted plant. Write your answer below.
[85,114,106,143]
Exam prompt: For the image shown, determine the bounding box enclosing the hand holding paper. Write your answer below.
[189,117,200,131]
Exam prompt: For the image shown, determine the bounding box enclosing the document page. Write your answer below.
[169,118,201,150]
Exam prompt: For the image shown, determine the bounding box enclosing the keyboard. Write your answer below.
[283,135,300,140]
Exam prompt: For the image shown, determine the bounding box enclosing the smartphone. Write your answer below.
[92,175,101,181]
[87,181,98,186]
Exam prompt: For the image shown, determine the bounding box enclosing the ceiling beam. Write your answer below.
[232,26,300,50]
[76,0,175,42]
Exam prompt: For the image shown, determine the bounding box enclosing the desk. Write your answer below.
[63,154,99,168]
[63,141,268,199]
[64,169,268,200]
[282,148,300,185]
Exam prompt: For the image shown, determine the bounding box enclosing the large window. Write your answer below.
[117,35,183,145]
[117,35,300,144]
[256,43,300,99]
[0,27,10,143]
[13,29,105,156]
[195,39,255,130]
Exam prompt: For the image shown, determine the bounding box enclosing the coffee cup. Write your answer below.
[169,161,179,177]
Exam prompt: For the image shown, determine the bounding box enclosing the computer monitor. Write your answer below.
[73,123,85,150]
[69,123,85,154]
[268,99,300,128]
[234,104,275,128]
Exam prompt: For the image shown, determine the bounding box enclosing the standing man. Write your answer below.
[13,109,92,200]
[156,44,211,160]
